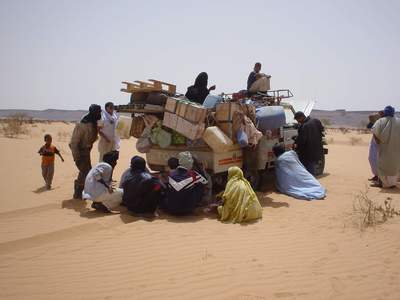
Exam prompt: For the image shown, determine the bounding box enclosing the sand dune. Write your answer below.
[0,123,399,300]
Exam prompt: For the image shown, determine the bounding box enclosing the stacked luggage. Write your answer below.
[117,79,287,154]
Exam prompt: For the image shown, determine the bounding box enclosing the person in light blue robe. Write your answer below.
[273,145,326,200]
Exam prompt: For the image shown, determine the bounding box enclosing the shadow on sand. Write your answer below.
[378,186,400,195]
[257,193,289,208]
[317,172,331,179]
[60,185,288,224]
[61,198,217,223]
[33,186,48,194]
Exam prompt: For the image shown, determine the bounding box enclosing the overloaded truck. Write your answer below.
[116,78,326,189]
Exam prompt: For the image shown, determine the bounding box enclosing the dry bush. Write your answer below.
[321,118,332,127]
[359,120,369,128]
[116,121,130,139]
[57,130,71,142]
[353,188,400,231]
[339,127,349,134]
[349,136,362,145]
[1,113,31,138]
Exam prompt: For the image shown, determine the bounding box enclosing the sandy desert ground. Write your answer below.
[0,122,399,300]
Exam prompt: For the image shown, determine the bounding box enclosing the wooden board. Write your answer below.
[121,79,176,95]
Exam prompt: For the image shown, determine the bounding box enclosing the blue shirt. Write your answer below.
[247,71,257,90]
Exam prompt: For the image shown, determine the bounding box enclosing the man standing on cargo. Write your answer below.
[247,62,271,94]
[294,111,324,176]
[69,104,102,199]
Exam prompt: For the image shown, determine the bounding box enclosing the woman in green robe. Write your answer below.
[218,167,262,223]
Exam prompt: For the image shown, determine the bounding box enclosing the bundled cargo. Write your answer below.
[202,126,233,153]
[164,97,181,114]
[232,111,262,148]
[255,106,286,132]
[175,117,205,140]
[215,102,241,138]
[177,101,207,123]
[163,97,207,140]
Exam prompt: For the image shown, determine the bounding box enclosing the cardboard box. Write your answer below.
[216,102,241,122]
[218,123,233,139]
[176,116,205,140]
[165,97,180,113]
[176,102,188,118]
[162,112,178,130]
[216,102,241,138]
[185,103,207,123]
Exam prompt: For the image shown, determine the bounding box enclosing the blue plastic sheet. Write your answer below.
[236,129,248,147]
[203,94,223,108]
[275,150,326,200]
[255,106,286,131]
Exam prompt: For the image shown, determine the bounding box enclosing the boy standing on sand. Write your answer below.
[38,134,64,190]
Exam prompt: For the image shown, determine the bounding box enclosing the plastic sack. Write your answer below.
[171,131,186,145]
[255,106,286,131]
[130,115,145,138]
[275,150,326,200]
[236,129,249,148]
[136,127,152,153]
[150,122,172,148]
[203,94,223,108]
[233,111,262,146]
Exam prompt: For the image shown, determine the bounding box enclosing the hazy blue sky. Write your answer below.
[0,0,399,111]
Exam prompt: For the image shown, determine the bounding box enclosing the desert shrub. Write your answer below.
[339,127,349,134]
[349,136,362,145]
[356,128,369,135]
[353,188,400,231]
[57,130,71,142]
[359,120,369,128]
[1,113,31,138]
[116,121,130,139]
[321,118,332,126]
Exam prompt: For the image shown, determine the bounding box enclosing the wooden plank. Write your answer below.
[117,108,164,114]
[148,79,176,94]
[134,80,155,87]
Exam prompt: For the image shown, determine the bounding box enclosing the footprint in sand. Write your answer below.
[330,277,345,297]
[273,292,294,298]
[328,242,339,254]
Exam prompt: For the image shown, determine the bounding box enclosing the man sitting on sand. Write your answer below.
[371,105,400,188]
[273,144,326,200]
[120,156,164,216]
[161,151,208,215]
[83,151,123,213]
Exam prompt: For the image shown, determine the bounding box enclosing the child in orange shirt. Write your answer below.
[38,134,64,190]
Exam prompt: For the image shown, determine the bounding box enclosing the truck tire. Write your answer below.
[211,173,227,194]
[315,155,325,176]
[244,169,261,190]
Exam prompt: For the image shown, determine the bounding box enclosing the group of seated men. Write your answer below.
[82,145,326,218]
[82,151,209,216]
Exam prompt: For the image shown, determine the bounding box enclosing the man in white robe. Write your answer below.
[371,106,400,188]
[98,102,120,162]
